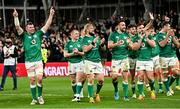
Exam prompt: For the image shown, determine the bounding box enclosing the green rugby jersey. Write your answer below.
[151,34,160,57]
[64,39,83,63]
[124,31,130,38]
[83,36,101,62]
[138,35,153,61]
[108,31,129,60]
[156,32,176,57]
[128,34,140,59]
[21,30,44,62]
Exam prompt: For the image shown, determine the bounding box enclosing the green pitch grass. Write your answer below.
[0,77,180,108]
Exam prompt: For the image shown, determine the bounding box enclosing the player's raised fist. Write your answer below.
[13,8,18,17]
[50,7,55,16]
[149,12,154,20]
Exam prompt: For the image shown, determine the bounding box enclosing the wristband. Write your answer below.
[14,17,20,26]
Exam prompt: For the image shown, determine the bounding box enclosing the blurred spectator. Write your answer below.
[176,29,180,60]
[49,36,64,62]
[41,43,48,78]
[0,38,18,91]
[172,11,179,29]
[0,40,3,63]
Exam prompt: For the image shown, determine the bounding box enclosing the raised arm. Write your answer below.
[41,7,55,33]
[144,12,154,31]
[13,8,24,35]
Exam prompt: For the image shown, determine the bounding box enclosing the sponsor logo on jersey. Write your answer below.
[167,38,171,43]
[31,39,36,45]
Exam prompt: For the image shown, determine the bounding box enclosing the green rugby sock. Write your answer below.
[163,79,169,92]
[96,83,103,94]
[137,81,143,95]
[30,84,37,100]
[72,83,77,95]
[76,82,82,97]
[112,80,118,92]
[122,81,128,97]
[88,83,93,97]
[131,84,136,94]
[37,83,43,97]
[158,82,163,90]
[149,80,155,91]
[169,76,176,87]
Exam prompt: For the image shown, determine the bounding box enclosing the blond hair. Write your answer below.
[83,23,94,35]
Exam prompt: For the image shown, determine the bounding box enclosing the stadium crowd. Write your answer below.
[0,10,179,63]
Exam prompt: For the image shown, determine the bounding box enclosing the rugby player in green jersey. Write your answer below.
[135,25,156,100]
[149,26,164,93]
[13,7,55,105]
[83,23,106,103]
[134,12,157,100]
[127,24,139,99]
[108,20,133,101]
[64,29,85,102]
[157,22,180,96]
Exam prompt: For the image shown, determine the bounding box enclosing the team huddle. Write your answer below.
[64,12,180,103]
[12,7,180,105]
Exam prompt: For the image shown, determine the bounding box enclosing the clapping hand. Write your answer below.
[73,48,79,55]
[168,29,175,37]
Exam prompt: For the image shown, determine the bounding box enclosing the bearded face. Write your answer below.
[26,24,35,34]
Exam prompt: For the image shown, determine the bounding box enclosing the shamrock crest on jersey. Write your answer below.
[141,43,145,47]
[167,38,171,43]
[118,40,124,45]
[31,39,36,45]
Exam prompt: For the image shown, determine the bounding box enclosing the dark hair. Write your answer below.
[119,19,125,23]
[136,23,144,28]
[69,28,75,34]
[148,25,155,30]
[162,21,170,28]
[127,24,136,29]
[26,21,33,26]
[112,19,125,31]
